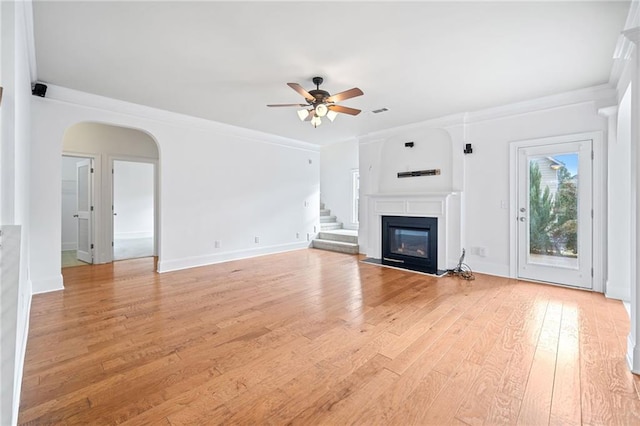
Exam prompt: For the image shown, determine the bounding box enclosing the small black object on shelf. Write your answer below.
[32,83,47,97]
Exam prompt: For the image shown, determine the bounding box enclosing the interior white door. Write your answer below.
[76,159,93,264]
[517,140,592,288]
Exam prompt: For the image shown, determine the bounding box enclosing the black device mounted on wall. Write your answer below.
[32,83,47,97]
[405,142,414,148]
[464,143,473,154]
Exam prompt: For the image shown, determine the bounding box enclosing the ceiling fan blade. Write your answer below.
[326,87,363,103]
[327,104,361,116]
[287,83,315,102]
[305,109,315,121]
[267,103,309,107]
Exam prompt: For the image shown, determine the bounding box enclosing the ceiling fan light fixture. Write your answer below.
[315,103,328,117]
[268,77,363,128]
[297,109,310,121]
[310,116,322,128]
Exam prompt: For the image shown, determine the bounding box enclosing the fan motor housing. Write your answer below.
[309,89,330,104]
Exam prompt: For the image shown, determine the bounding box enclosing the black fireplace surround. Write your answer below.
[382,216,438,274]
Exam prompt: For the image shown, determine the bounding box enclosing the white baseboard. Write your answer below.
[32,274,64,294]
[627,334,640,374]
[157,241,310,273]
[604,281,631,301]
[114,231,153,240]
[12,288,32,425]
[465,258,511,278]
[62,242,77,251]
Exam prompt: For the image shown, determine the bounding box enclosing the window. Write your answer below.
[351,169,359,225]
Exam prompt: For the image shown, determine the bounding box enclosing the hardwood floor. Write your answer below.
[18,249,640,425]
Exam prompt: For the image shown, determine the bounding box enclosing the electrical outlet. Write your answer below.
[214,240,221,248]
[478,247,487,257]
[296,232,300,239]
[254,236,260,244]
[501,200,508,209]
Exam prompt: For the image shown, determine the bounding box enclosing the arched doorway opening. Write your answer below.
[60,122,160,267]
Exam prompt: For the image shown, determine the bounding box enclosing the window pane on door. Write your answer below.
[528,153,578,270]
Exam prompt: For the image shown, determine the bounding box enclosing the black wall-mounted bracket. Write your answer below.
[464,143,473,154]
[398,169,441,178]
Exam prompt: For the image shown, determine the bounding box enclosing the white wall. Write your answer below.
[359,126,463,268]
[29,85,320,291]
[377,128,454,194]
[359,91,610,279]
[608,85,632,301]
[320,139,358,229]
[64,121,160,157]
[464,102,607,277]
[113,160,154,239]
[0,2,34,424]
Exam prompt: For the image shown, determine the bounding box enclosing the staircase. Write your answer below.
[312,203,359,254]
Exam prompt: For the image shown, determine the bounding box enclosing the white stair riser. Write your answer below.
[321,222,343,231]
[317,232,358,244]
[320,215,337,223]
[312,240,359,255]
[320,209,331,216]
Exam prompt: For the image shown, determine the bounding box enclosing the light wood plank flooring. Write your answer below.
[19,249,640,425]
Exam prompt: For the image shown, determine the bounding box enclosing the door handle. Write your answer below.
[113,213,117,216]
[519,217,526,222]
[73,214,78,218]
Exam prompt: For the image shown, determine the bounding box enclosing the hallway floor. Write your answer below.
[62,237,154,267]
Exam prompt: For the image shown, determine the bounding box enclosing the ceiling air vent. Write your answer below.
[372,107,389,114]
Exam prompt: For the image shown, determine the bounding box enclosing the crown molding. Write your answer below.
[358,113,466,141]
[465,84,616,124]
[597,105,618,118]
[359,84,615,143]
[21,0,37,84]
[623,26,640,44]
[609,0,638,90]
[41,84,319,152]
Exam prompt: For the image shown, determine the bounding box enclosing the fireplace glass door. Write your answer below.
[389,228,429,259]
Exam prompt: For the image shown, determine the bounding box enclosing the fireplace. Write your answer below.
[382,216,438,274]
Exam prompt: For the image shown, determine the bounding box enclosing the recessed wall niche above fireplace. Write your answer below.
[382,216,438,274]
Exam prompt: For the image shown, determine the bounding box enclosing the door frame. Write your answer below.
[62,152,101,264]
[108,155,159,262]
[508,131,605,292]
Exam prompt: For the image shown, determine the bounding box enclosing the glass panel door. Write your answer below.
[517,141,592,288]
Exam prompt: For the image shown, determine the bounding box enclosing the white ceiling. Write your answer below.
[32,1,630,146]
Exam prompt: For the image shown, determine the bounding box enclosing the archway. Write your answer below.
[60,122,160,267]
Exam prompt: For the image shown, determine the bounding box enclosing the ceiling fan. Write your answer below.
[267,77,363,128]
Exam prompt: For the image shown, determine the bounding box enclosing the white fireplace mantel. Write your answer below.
[363,191,463,270]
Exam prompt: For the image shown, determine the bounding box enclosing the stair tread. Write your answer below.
[321,222,343,229]
[320,229,358,236]
[313,239,359,247]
